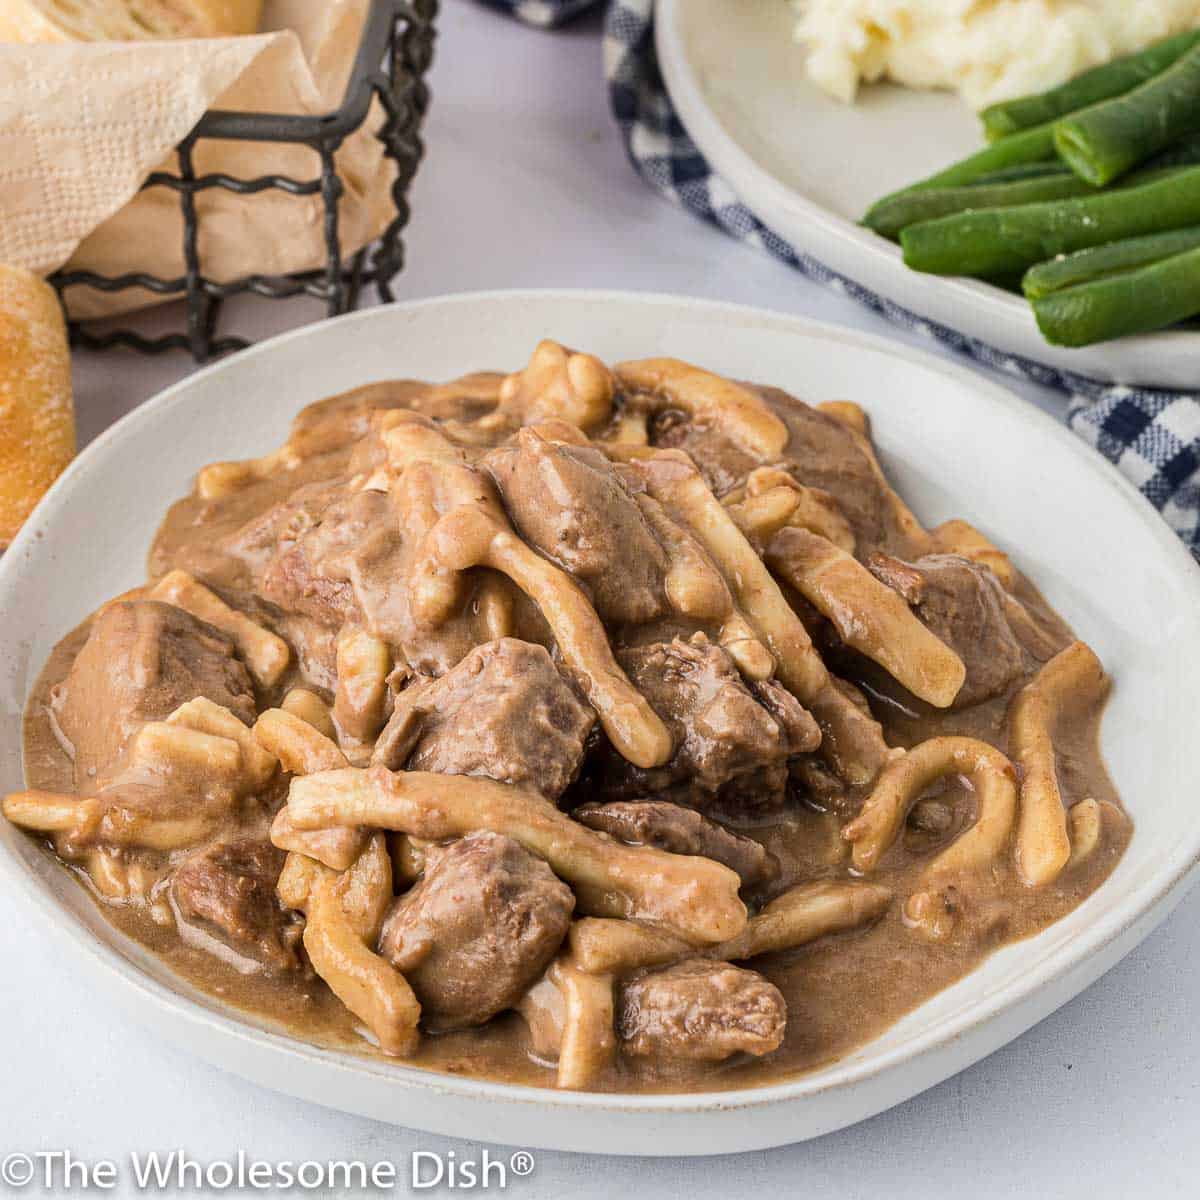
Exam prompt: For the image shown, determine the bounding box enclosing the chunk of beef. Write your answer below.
[257,482,529,678]
[759,387,925,555]
[599,634,819,816]
[617,959,786,1062]
[647,405,760,498]
[208,476,345,603]
[486,429,667,624]
[373,639,594,800]
[285,379,442,459]
[573,801,778,888]
[50,601,256,788]
[867,553,1025,707]
[259,488,394,631]
[378,832,574,1031]
[647,384,911,555]
[171,839,302,971]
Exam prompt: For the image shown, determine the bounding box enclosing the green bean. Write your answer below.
[871,122,1057,210]
[864,174,1097,241]
[980,30,1200,139]
[1105,165,1191,192]
[900,166,1200,277]
[970,157,1181,191]
[1140,131,1200,171]
[1055,45,1200,185]
[1022,226,1200,298]
[1032,244,1200,346]
[969,163,1073,186]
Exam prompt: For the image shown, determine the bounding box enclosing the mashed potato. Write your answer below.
[792,0,1200,109]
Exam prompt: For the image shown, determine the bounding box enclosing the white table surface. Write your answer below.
[5,3,1196,1196]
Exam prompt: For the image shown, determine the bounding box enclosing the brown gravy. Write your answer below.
[15,352,1131,1094]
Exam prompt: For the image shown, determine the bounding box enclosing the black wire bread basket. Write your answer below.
[50,0,438,362]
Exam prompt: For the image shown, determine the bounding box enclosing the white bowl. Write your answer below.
[655,0,1200,390]
[2,291,1198,1156]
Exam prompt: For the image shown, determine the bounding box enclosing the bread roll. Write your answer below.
[0,265,74,549]
[0,0,262,42]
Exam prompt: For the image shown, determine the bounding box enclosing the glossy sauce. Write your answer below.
[18,374,1131,1093]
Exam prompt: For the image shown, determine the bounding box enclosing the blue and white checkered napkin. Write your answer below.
[488,0,1200,558]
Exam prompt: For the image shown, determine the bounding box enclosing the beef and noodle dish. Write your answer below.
[5,342,1130,1092]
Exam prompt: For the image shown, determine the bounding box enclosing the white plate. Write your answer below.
[656,0,1200,390]
[2,291,1199,1156]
